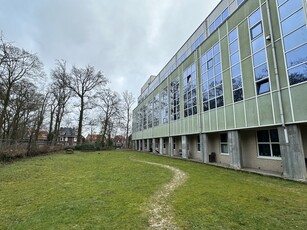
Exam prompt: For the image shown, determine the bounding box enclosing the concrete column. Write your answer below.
[142,140,145,152]
[137,140,141,151]
[159,138,163,155]
[169,137,174,157]
[229,131,241,169]
[200,133,209,163]
[147,139,150,151]
[181,135,188,159]
[152,138,156,153]
[279,125,307,181]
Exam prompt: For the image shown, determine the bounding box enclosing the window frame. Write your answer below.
[220,133,229,155]
[257,129,282,159]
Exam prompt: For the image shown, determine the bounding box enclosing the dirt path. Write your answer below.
[135,160,188,230]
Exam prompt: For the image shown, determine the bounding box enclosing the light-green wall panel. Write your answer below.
[291,83,307,122]
[245,98,258,127]
[280,89,293,123]
[223,70,233,106]
[217,107,225,130]
[272,92,281,124]
[258,94,274,125]
[210,111,217,131]
[241,58,255,99]
[234,101,246,128]
[225,105,235,129]
[219,23,227,39]
[238,21,251,60]
[221,37,230,72]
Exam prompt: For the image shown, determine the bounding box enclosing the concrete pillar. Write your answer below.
[152,138,156,153]
[169,137,174,157]
[147,139,150,151]
[200,133,209,163]
[279,125,307,181]
[137,140,141,151]
[142,140,145,152]
[229,131,241,169]
[159,138,163,155]
[181,136,188,159]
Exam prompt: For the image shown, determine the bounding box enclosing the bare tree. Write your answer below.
[67,65,108,143]
[0,36,43,138]
[96,88,121,147]
[122,90,135,148]
[49,60,71,144]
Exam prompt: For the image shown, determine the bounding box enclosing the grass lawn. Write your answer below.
[1,151,307,229]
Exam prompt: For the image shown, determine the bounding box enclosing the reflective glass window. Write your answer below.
[233,89,243,102]
[285,44,307,68]
[250,23,263,39]
[283,26,307,51]
[281,9,305,35]
[288,64,307,85]
[255,63,269,80]
[253,49,267,67]
[229,29,238,43]
[249,9,261,27]
[252,36,265,53]
[279,0,303,21]
[257,79,270,95]
[229,41,239,55]
[232,76,242,90]
[230,51,240,65]
[231,64,241,77]
[222,8,229,20]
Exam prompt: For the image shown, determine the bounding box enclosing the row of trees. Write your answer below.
[0,35,135,148]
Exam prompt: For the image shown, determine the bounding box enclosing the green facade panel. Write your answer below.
[291,84,307,122]
[281,89,293,123]
[210,111,217,131]
[241,58,255,99]
[258,94,274,125]
[217,107,226,130]
[238,21,251,60]
[234,101,246,128]
[225,105,235,129]
[223,69,233,106]
[245,98,259,127]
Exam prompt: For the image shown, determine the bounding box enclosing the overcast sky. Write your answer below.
[0,0,220,104]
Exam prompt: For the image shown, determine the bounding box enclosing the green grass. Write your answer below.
[1,151,307,229]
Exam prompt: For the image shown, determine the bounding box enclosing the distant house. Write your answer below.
[58,127,77,146]
[86,134,103,143]
[37,130,48,141]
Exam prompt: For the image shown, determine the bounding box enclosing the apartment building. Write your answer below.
[132,0,307,181]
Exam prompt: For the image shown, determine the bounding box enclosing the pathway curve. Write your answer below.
[134,160,188,229]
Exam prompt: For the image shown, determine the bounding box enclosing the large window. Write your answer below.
[249,9,270,95]
[142,104,147,130]
[257,129,281,158]
[183,63,197,117]
[201,42,224,111]
[153,94,159,127]
[161,87,169,124]
[228,28,243,102]
[147,100,153,128]
[170,76,180,120]
[278,0,307,85]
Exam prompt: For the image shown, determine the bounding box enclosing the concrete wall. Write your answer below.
[189,135,201,160]
[241,130,283,173]
[300,124,307,160]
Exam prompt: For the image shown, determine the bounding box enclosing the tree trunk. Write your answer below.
[77,97,84,143]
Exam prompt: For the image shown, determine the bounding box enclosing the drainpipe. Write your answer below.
[266,0,289,143]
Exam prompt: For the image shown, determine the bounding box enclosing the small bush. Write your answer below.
[75,142,102,151]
